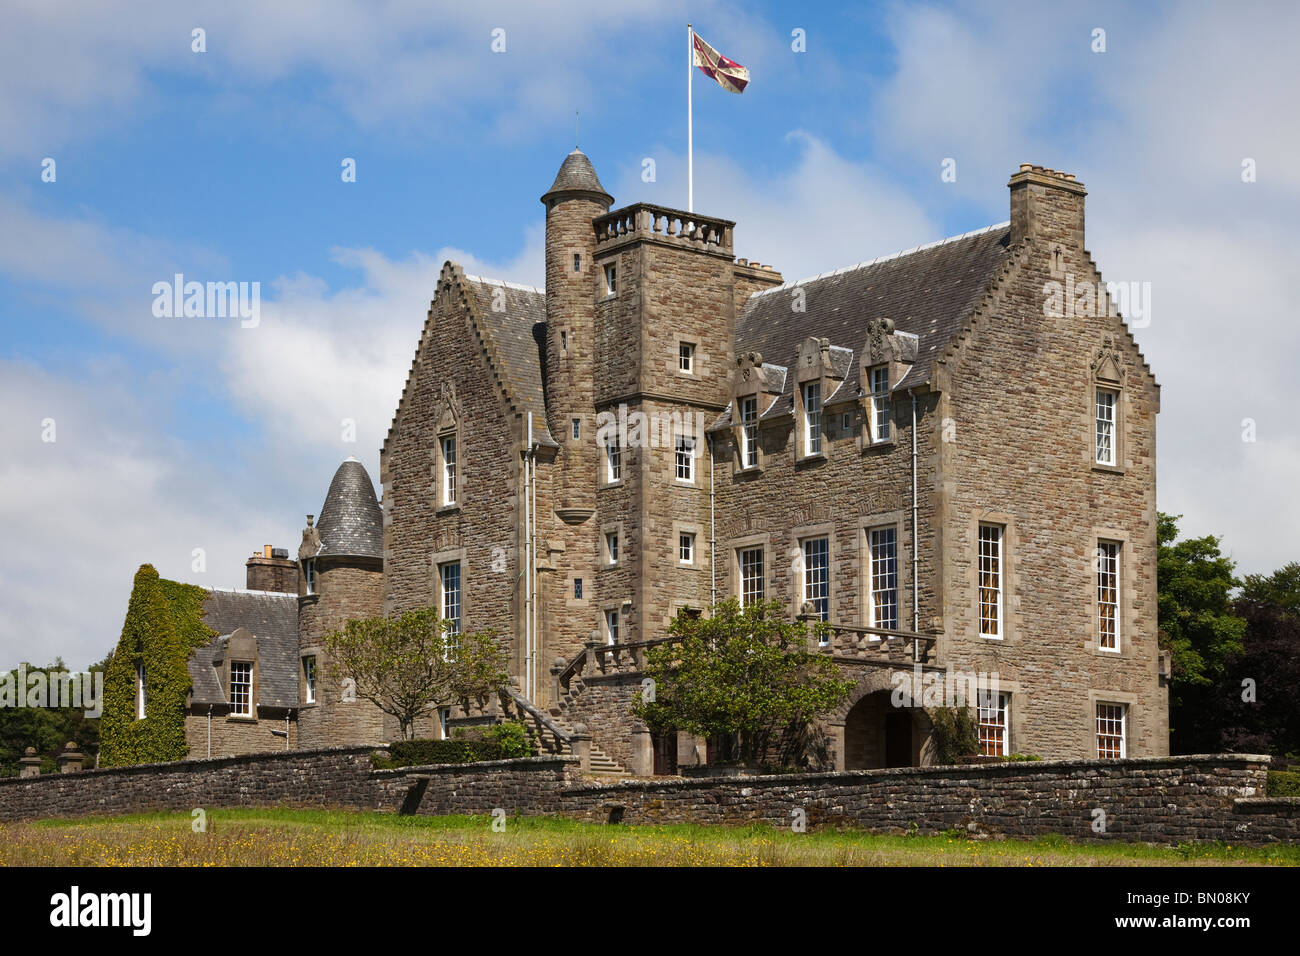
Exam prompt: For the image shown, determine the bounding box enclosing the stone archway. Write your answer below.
[831,669,935,770]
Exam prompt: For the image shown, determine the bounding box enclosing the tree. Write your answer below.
[632,598,854,767]
[1157,512,1246,751]
[1218,563,1300,756]
[320,607,509,740]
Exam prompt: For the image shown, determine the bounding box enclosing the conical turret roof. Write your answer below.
[541,148,613,205]
[315,457,383,559]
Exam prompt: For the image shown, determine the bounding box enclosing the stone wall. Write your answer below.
[559,754,1297,844]
[2,747,1296,845]
[0,747,379,823]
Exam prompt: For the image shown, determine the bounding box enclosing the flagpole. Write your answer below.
[687,22,694,213]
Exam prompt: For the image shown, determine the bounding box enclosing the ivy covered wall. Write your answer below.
[99,565,216,766]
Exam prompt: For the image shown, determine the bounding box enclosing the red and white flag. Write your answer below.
[692,33,749,94]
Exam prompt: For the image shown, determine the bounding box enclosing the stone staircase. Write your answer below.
[498,682,629,778]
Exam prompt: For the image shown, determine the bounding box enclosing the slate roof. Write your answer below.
[315,458,383,559]
[541,148,613,205]
[733,223,1012,416]
[188,589,299,709]
[462,275,557,447]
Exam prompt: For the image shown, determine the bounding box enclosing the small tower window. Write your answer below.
[303,558,316,595]
[574,578,583,600]
[604,264,617,295]
[679,342,695,373]
[571,418,581,440]
[303,656,317,704]
[561,329,568,352]
[573,253,581,272]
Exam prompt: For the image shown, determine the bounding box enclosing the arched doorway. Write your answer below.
[844,691,922,769]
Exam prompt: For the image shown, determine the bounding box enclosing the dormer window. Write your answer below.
[230,661,253,717]
[802,382,822,456]
[868,365,891,443]
[740,396,759,469]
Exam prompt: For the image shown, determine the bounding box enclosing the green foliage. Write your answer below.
[0,656,106,776]
[1006,753,1042,762]
[631,598,853,767]
[482,720,534,758]
[929,706,980,765]
[1266,770,1300,797]
[375,738,510,768]
[1157,513,1246,702]
[99,566,215,767]
[320,607,509,741]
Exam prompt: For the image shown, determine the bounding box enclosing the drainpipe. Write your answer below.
[530,418,539,700]
[707,433,716,607]
[206,705,212,759]
[908,389,920,662]
[524,413,532,701]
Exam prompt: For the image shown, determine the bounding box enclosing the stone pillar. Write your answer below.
[19,747,41,778]
[570,723,592,775]
[827,723,847,772]
[56,741,84,773]
[631,728,653,776]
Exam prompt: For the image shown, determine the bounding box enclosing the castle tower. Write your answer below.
[297,457,386,748]
[541,149,613,522]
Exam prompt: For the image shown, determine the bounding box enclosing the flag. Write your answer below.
[692,33,749,94]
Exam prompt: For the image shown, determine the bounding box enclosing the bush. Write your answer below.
[929,706,980,765]
[1006,753,1042,762]
[1267,769,1300,797]
[483,721,533,758]
[379,738,506,768]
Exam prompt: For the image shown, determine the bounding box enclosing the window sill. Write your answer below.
[226,715,257,724]
[864,436,896,451]
[601,478,624,489]
[436,503,461,515]
[1092,462,1125,475]
[795,452,827,468]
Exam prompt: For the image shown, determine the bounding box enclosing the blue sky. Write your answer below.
[2,0,1298,669]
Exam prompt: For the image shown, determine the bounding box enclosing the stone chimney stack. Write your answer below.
[1008,164,1087,247]
[245,546,297,593]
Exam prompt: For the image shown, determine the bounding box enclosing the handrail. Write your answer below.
[498,685,571,754]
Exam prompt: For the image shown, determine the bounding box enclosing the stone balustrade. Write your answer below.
[593,203,735,254]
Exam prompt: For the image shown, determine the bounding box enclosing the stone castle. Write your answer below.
[107,150,1167,775]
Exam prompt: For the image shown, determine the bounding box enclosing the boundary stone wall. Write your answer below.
[1,747,1296,845]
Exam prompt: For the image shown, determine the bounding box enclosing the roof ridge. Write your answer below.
[462,273,544,295]
[206,588,297,598]
[751,221,1012,298]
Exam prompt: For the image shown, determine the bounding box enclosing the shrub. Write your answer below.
[379,738,506,768]
[1006,753,1042,762]
[1267,769,1300,797]
[483,721,533,758]
[929,706,980,765]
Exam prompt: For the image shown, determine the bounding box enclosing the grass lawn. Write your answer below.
[1,809,1296,866]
